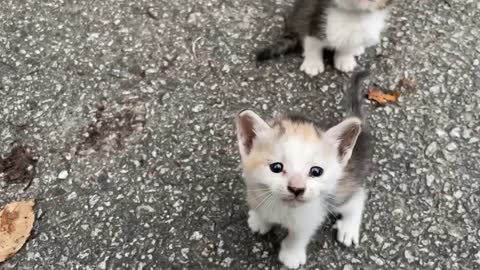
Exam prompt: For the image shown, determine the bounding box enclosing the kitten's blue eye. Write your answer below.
[309,166,323,177]
[269,162,283,173]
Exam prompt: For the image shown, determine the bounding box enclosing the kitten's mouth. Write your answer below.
[282,196,306,205]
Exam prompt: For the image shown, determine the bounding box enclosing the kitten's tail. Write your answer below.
[347,71,370,122]
[255,32,300,62]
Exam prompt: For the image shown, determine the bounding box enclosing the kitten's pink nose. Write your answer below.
[287,186,305,197]
[288,175,305,196]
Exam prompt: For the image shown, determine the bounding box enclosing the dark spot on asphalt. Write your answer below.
[127,64,146,79]
[0,145,37,187]
[77,104,146,154]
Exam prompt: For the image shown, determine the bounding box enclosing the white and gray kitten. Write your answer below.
[235,72,373,269]
[257,0,393,76]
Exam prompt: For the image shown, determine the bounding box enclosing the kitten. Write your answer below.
[235,71,373,269]
[256,0,393,76]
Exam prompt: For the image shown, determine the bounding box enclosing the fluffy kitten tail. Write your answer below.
[255,33,300,62]
[348,71,370,121]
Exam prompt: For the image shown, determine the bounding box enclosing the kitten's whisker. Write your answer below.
[252,190,273,200]
[265,194,275,221]
[255,193,273,210]
[246,188,271,192]
[272,194,281,220]
[320,198,337,219]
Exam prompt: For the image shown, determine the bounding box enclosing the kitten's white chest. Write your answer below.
[258,199,326,230]
[325,8,388,50]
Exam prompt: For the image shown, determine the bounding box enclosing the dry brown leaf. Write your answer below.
[0,200,35,262]
[367,88,401,106]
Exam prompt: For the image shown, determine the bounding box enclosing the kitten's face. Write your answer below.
[236,111,361,207]
[334,0,393,12]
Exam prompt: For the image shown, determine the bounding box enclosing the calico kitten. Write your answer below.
[256,0,393,76]
[235,72,373,269]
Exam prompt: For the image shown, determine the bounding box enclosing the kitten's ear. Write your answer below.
[326,117,362,165]
[235,110,271,160]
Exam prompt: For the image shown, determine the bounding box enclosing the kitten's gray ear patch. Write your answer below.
[327,117,362,162]
[235,110,270,156]
[337,120,361,158]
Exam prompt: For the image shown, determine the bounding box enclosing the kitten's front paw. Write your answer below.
[300,57,325,76]
[247,210,271,234]
[336,218,360,247]
[334,54,357,73]
[353,47,365,56]
[279,245,307,269]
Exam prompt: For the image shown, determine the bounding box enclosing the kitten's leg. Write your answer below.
[247,210,272,234]
[278,226,316,269]
[335,188,367,247]
[334,48,358,72]
[300,36,324,76]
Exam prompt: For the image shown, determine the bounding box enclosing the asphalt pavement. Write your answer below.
[1,0,479,269]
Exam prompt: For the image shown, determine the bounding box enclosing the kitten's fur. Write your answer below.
[235,72,373,269]
[256,0,393,76]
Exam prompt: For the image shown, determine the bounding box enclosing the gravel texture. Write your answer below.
[1,0,479,269]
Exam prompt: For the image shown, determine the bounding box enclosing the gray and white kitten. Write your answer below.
[235,72,373,269]
[257,0,393,76]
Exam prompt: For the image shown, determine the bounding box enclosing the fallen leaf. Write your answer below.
[367,88,401,106]
[0,200,35,262]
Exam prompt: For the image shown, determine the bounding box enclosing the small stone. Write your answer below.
[162,93,170,102]
[453,191,463,199]
[370,255,384,266]
[181,248,189,259]
[469,137,479,144]
[374,234,384,244]
[429,85,440,94]
[58,170,69,179]
[89,195,100,207]
[443,150,456,162]
[67,192,77,201]
[425,142,438,157]
[187,12,201,24]
[475,250,480,265]
[39,232,48,241]
[98,257,108,270]
[449,127,461,138]
[392,208,404,218]
[462,129,472,139]
[192,104,204,113]
[426,175,435,186]
[446,143,457,151]
[435,128,447,137]
[384,106,392,115]
[221,257,233,267]
[343,264,353,270]
[405,250,415,263]
[190,231,203,240]
[141,86,154,94]
[222,64,230,73]
[428,225,443,234]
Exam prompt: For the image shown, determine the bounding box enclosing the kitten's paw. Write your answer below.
[353,47,365,56]
[334,54,357,73]
[335,218,360,247]
[278,245,307,269]
[247,210,271,234]
[300,57,325,76]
